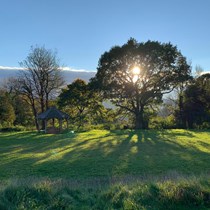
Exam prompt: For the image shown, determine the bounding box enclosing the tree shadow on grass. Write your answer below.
[40,130,210,177]
[0,130,210,179]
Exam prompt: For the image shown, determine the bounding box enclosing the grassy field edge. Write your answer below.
[0,174,210,210]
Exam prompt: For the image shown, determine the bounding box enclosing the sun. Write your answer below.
[131,66,140,83]
[132,66,140,75]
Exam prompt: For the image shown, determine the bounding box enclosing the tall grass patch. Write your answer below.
[0,175,209,209]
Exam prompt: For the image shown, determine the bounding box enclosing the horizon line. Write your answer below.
[0,66,96,73]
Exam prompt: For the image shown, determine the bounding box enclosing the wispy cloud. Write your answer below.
[60,67,96,72]
[0,66,25,70]
[0,66,96,72]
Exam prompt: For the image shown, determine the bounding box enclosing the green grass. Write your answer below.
[0,175,210,209]
[0,129,210,209]
[0,129,210,179]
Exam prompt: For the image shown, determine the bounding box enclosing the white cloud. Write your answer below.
[60,67,96,72]
[201,71,210,75]
[0,66,96,72]
[0,66,25,70]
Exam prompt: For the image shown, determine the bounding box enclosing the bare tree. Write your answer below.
[17,46,64,130]
[195,65,204,78]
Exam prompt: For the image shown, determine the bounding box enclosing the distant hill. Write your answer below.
[0,70,19,81]
[0,69,96,84]
[62,70,96,83]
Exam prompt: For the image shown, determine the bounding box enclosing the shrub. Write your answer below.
[149,115,176,129]
[0,125,26,132]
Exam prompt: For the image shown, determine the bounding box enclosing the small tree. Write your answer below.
[1,79,34,127]
[12,95,34,126]
[0,91,15,127]
[58,79,104,129]
[195,65,204,78]
[182,73,210,128]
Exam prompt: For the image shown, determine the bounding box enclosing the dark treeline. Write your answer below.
[0,40,209,131]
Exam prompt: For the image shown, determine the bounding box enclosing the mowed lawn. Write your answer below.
[0,129,210,180]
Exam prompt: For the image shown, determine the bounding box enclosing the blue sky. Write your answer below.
[0,0,210,71]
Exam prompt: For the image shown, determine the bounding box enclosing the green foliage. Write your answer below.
[12,96,34,127]
[0,92,15,127]
[199,122,210,129]
[149,115,176,129]
[0,125,27,132]
[91,38,191,129]
[181,74,210,128]
[0,87,34,128]
[58,79,106,129]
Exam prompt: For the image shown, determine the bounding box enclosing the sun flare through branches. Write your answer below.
[132,66,140,83]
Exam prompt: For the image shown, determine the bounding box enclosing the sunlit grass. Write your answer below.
[0,129,210,180]
[0,129,210,209]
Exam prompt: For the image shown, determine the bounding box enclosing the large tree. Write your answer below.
[17,46,64,130]
[91,39,191,129]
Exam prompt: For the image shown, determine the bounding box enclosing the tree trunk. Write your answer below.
[41,120,45,130]
[178,94,185,128]
[135,110,144,129]
[45,120,47,133]
[46,93,49,110]
[40,97,45,130]
[31,104,39,131]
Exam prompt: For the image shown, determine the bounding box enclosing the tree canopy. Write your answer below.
[58,79,104,128]
[182,73,210,128]
[91,38,191,129]
[0,91,15,127]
